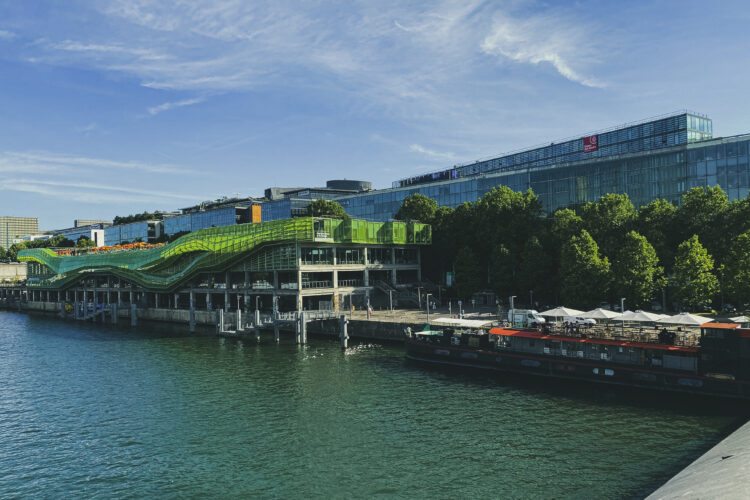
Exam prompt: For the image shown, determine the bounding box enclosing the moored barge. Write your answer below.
[405,319,750,399]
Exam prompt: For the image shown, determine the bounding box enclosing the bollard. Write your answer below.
[339,315,349,350]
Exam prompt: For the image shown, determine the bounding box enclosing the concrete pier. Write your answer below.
[648,420,750,499]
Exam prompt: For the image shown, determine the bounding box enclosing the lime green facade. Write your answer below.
[19,217,431,292]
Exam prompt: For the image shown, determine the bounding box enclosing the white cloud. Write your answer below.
[409,143,455,161]
[147,97,205,115]
[481,12,605,88]
[1,151,198,175]
[0,30,15,39]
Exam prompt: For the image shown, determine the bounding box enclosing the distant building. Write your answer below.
[0,217,38,249]
[74,219,110,228]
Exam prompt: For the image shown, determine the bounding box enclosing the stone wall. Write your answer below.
[0,263,27,283]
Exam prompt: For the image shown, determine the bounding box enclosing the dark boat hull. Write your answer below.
[405,339,750,400]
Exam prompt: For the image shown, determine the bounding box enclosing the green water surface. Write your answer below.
[0,311,742,498]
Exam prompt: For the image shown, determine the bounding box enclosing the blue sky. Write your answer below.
[1,1,749,229]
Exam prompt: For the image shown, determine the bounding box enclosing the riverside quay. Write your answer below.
[11,217,431,318]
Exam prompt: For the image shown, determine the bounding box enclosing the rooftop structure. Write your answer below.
[74,219,110,228]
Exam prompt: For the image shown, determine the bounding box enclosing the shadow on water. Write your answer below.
[402,357,750,419]
[17,311,204,342]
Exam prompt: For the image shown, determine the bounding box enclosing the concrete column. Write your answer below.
[273,270,279,289]
[130,303,137,326]
[174,293,179,310]
[244,270,250,312]
[300,311,307,344]
[106,278,111,304]
[189,288,196,333]
[333,269,338,289]
[129,288,134,305]
[297,269,302,292]
[155,293,160,309]
[391,268,397,286]
[224,271,230,312]
[207,291,212,311]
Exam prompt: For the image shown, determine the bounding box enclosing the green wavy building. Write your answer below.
[17,217,431,314]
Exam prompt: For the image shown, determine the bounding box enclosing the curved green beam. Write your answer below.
[19,217,431,291]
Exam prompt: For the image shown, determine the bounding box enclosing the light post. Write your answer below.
[389,289,393,312]
[509,295,516,326]
[620,297,625,336]
[426,293,432,324]
[417,287,422,309]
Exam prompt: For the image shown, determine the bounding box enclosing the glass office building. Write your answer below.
[104,221,159,245]
[164,207,237,236]
[336,111,748,220]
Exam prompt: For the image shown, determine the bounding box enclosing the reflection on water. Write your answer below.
[0,311,743,499]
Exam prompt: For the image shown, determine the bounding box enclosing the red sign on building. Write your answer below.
[583,134,598,153]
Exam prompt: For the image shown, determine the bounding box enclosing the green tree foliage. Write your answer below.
[0,246,6,260]
[489,244,514,299]
[611,231,661,308]
[580,193,636,258]
[395,193,438,222]
[307,199,350,219]
[517,236,549,304]
[396,184,750,310]
[559,230,610,308]
[635,199,677,272]
[671,235,719,310]
[455,246,482,299]
[113,211,158,225]
[722,230,750,307]
[75,236,96,248]
[676,186,730,263]
[551,208,583,243]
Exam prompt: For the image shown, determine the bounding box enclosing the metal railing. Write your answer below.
[301,280,333,289]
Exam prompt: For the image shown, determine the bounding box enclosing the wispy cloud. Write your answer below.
[0,178,200,200]
[148,97,205,115]
[409,143,455,161]
[0,29,15,40]
[75,122,98,133]
[481,12,605,88]
[1,151,198,175]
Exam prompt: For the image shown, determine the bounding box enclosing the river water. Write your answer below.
[0,311,743,498]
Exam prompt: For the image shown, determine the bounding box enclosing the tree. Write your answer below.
[559,230,610,308]
[721,230,750,308]
[551,208,583,243]
[395,193,438,222]
[671,235,719,310]
[489,244,514,299]
[0,246,5,260]
[611,231,661,309]
[516,236,550,306]
[580,193,636,258]
[307,199,349,219]
[75,236,96,248]
[7,242,26,262]
[454,246,482,299]
[635,199,677,272]
[676,186,729,264]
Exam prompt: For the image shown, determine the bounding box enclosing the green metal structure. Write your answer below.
[19,217,431,291]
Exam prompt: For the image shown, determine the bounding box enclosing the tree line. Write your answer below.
[395,186,750,311]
